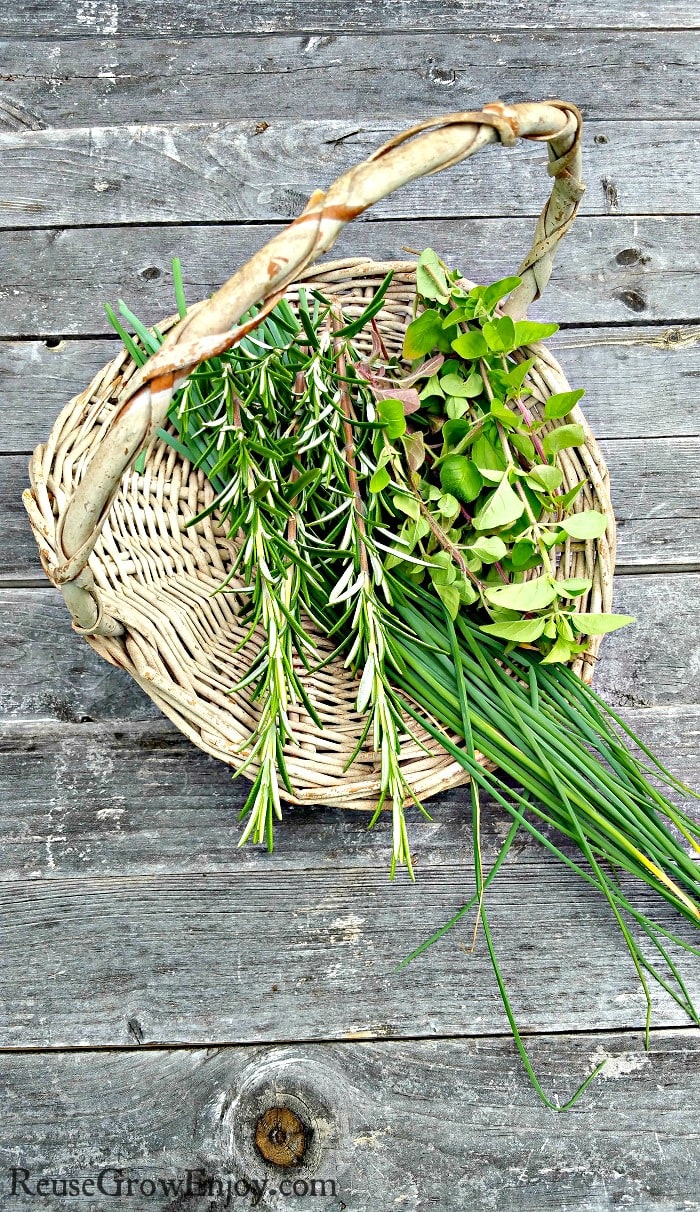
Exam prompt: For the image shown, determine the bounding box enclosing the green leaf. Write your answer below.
[466,536,507,563]
[456,575,479,605]
[279,468,321,499]
[556,577,592,598]
[525,464,563,493]
[542,423,586,460]
[369,466,391,493]
[419,372,445,400]
[541,636,574,664]
[472,475,525,530]
[172,257,188,320]
[440,371,483,398]
[544,388,585,420]
[416,248,450,303]
[452,329,488,360]
[511,539,539,570]
[484,574,559,611]
[440,455,484,504]
[472,433,506,476]
[480,617,547,642]
[394,493,421,521]
[438,492,460,517]
[558,478,587,510]
[482,315,516,353]
[403,310,445,359]
[430,552,457,587]
[560,510,608,540]
[442,307,471,328]
[512,320,559,347]
[490,397,520,427]
[446,396,470,420]
[377,397,407,440]
[435,581,461,619]
[571,612,635,635]
[481,275,522,312]
[442,418,472,447]
[509,432,536,461]
[504,357,536,398]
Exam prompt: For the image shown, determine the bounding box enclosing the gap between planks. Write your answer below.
[0,1023,695,1056]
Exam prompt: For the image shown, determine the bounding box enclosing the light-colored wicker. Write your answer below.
[23,101,615,813]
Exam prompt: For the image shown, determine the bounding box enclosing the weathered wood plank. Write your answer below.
[4,435,699,578]
[1,575,698,717]
[1,32,697,130]
[0,1,696,35]
[2,119,699,227]
[2,216,698,338]
[1,706,697,879]
[0,1032,698,1211]
[0,854,697,1047]
[3,326,699,454]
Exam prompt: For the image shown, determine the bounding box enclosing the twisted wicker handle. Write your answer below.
[43,100,584,635]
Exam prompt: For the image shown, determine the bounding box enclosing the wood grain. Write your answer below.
[2,119,699,228]
[0,0,696,35]
[2,216,698,338]
[2,5,700,1186]
[1,574,699,715]
[2,706,698,879]
[0,32,697,130]
[0,855,697,1047]
[0,1032,698,1211]
[3,325,699,453]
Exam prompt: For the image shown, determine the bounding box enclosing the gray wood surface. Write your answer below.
[1,9,699,1209]
[0,1,697,34]
[2,32,697,126]
[4,325,699,452]
[3,216,699,338]
[2,119,699,227]
[1,1031,697,1211]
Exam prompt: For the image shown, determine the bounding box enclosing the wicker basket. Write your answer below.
[23,100,615,814]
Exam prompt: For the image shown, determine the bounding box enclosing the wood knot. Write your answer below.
[255,1106,309,1167]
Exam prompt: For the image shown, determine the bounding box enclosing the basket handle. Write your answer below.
[40,100,583,635]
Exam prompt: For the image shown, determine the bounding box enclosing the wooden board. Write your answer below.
[2,705,698,877]
[2,573,700,715]
[2,32,697,130]
[0,41,688,135]
[2,216,699,338]
[4,437,700,579]
[3,325,699,453]
[0,844,697,1047]
[1,1031,698,1211]
[2,118,699,228]
[0,1,697,35]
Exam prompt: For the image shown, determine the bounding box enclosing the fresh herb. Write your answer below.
[106,254,700,1108]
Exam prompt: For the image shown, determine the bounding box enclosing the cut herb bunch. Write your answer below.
[107,254,700,1107]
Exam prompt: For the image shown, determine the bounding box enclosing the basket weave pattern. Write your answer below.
[23,103,616,812]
